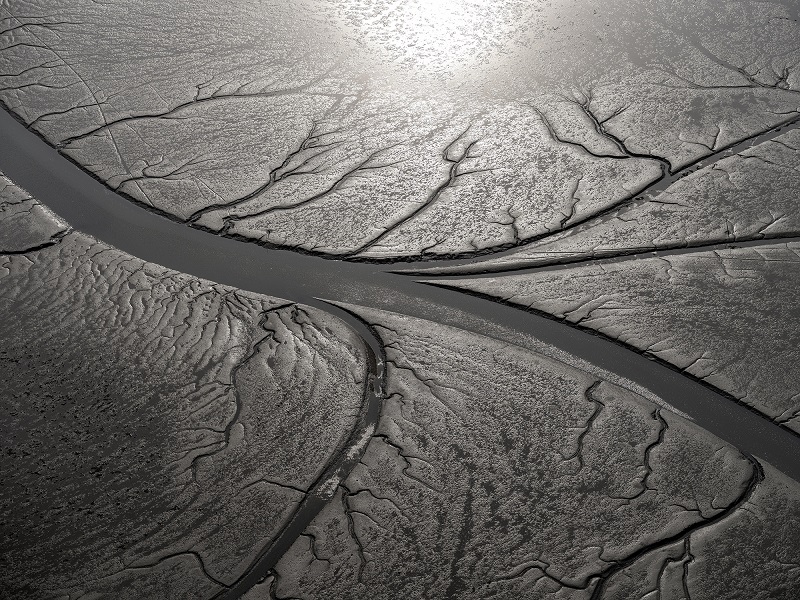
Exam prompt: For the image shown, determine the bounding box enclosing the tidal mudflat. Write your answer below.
[1,1,799,598]
[0,173,373,598]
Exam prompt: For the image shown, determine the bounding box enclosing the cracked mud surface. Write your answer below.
[245,308,795,600]
[0,174,370,598]
[603,462,800,600]
[1,0,800,258]
[425,126,800,274]
[4,164,799,599]
[434,241,800,433]
[1,1,800,598]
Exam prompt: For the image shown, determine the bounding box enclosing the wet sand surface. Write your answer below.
[2,1,799,598]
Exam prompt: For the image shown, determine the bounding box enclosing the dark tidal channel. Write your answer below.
[2,105,799,596]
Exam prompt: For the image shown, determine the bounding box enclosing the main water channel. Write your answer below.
[2,105,798,598]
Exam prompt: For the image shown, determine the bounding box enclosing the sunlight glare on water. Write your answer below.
[331,0,534,71]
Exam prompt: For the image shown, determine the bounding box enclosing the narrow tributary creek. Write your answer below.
[2,106,798,598]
